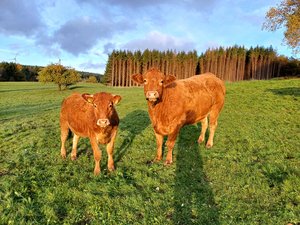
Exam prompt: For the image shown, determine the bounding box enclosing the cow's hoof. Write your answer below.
[61,153,66,159]
[164,160,173,165]
[108,165,115,172]
[153,156,162,162]
[71,155,77,161]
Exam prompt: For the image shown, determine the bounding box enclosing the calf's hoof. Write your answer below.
[205,143,213,149]
[94,168,100,176]
[197,136,205,143]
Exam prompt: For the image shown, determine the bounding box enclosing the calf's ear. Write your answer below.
[164,75,176,86]
[82,93,94,104]
[112,95,122,105]
[131,74,144,84]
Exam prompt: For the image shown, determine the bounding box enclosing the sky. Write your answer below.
[0,0,298,74]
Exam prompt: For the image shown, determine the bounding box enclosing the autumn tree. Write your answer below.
[38,64,81,90]
[263,0,300,53]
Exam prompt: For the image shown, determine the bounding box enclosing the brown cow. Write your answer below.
[131,68,225,164]
[60,92,121,175]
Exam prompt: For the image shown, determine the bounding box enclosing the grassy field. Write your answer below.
[0,79,299,225]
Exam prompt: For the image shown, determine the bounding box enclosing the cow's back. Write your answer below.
[190,73,225,102]
[159,73,225,126]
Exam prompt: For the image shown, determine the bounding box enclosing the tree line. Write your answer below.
[0,62,41,81]
[0,62,102,82]
[103,46,299,86]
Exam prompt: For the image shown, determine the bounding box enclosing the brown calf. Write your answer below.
[132,68,225,164]
[60,92,121,175]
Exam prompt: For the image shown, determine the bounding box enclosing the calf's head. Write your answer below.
[82,92,121,128]
[131,68,176,103]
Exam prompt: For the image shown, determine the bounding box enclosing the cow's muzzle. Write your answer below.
[146,91,159,102]
[97,119,110,127]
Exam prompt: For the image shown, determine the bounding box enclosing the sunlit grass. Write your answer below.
[0,79,299,224]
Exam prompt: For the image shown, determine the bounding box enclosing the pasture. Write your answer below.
[0,79,299,224]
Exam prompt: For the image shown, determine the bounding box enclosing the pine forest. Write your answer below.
[103,46,292,86]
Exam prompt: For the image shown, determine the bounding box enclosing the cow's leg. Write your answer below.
[106,128,117,171]
[60,121,69,159]
[154,132,164,162]
[90,137,102,175]
[198,116,208,143]
[206,107,221,148]
[71,134,80,160]
[165,130,179,165]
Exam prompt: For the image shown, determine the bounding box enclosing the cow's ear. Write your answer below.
[131,74,144,84]
[112,95,122,105]
[82,93,94,104]
[164,75,176,86]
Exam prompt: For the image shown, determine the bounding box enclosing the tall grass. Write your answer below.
[0,79,299,224]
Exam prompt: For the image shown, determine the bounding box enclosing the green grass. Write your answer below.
[0,79,299,224]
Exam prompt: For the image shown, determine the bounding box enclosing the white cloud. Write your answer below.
[122,31,196,51]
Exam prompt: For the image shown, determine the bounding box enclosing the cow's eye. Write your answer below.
[159,80,164,85]
[93,103,97,108]
[143,79,148,84]
[109,103,113,108]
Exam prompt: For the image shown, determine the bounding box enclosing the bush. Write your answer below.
[86,76,98,83]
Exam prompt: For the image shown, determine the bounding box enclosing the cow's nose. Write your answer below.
[146,91,159,101]
[97,119,110,127]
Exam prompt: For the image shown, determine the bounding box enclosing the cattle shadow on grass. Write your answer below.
[113,109,150,164]
[68,85,86,90]
[173,124,220,224]
[267,87,300,97]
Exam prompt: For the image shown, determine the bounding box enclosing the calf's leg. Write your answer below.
[154,132,164,162]
[90,137,102,175]
[198,116,208,143]
[71,134,80,160]
[106,128,117,171]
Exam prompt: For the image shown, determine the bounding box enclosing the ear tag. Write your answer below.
[87,98,93,103]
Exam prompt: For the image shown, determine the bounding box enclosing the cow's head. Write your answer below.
[82,92,121,128]
[131,68,176,103]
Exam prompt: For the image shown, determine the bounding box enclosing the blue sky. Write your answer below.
[0,0,297,74]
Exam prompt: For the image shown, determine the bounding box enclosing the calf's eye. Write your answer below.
[143,79,148,84]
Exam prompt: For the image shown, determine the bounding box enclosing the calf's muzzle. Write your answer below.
[146,91,159,101]
[97,119,110,127]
